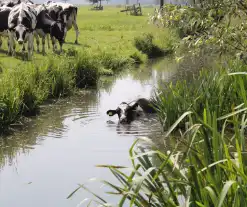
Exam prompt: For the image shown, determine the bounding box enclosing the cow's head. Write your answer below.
[106,102,139,124]
[10,24,30,44]
[50,20,65,44]
[59,7,74,31]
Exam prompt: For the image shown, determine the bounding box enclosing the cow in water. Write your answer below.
[0,6,12,48]
[44,1,79,44]
[8,2,37,60]
[31,4,65,54]
[107,98,157,124]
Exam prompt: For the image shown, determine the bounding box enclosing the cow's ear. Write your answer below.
[106,110,117,116]
[8,23,15,30]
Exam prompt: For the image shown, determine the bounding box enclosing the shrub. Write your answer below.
[129,50,147,64]
[97,52,132,72]
[72,52,99,88]
[134,33,167,58]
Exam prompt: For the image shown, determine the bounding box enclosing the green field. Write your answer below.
[0,6,178,132]
[0,6,176,69]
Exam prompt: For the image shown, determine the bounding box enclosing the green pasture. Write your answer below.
[0,6,175,68]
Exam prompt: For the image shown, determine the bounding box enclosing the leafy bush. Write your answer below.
[97,52,132,72]
[129,50,146,64]
[134,33,168,58]
[149,3,247,56]
[72,53,99,88]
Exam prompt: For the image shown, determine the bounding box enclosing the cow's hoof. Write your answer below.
[75,40,78,44]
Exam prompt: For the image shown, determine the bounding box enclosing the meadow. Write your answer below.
[0,6,178,132]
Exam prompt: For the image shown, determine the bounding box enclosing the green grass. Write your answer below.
[153,60,247,131]
[0,6,178,132]
[0,6,177,69]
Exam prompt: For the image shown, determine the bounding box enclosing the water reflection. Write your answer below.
[0,90,99,169]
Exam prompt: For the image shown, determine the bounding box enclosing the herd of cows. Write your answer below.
[0,0,79,60]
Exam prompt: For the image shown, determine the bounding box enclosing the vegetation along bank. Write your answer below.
[0,6,178,132]
[70,2,247,206]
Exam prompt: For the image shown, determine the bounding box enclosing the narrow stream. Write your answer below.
[0,56,207,207]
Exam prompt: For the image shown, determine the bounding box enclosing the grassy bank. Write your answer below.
[0,6,178,132]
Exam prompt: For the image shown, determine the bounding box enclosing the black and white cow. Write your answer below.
[32,4,65,54]
[107,98,157,124]
[0,6,12,48]
[44,1,79,44]
[8,2,37,60]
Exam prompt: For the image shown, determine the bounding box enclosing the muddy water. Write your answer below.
[0,57,207,207]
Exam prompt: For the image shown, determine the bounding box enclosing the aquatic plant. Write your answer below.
[153,60,247,131]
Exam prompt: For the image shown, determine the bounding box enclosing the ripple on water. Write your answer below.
[106,116,162,137]
[62,105,101,127]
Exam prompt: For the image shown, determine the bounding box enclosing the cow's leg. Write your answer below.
[22,44,25,52]
[42,36,45,55]
[72,21,79,44]
[8,31,15,57]
[46,34,50,49]
[59,41,63,54]
[51,36,57,52]
[27,34,34,60]
[64,28,68,43]
[36,36,40,53]
[0,36,2,48]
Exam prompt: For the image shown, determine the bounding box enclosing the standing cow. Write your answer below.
[45,1,79,44]
[32,4,65,54]
[8,2,37,60]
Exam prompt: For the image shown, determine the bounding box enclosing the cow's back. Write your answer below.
[35,8,54,33]
[8,2,37,30]
[0,0,33,7]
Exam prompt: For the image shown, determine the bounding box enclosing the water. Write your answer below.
[0,56,208,207]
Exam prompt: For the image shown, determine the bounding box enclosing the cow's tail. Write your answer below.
[73,7,78,22]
